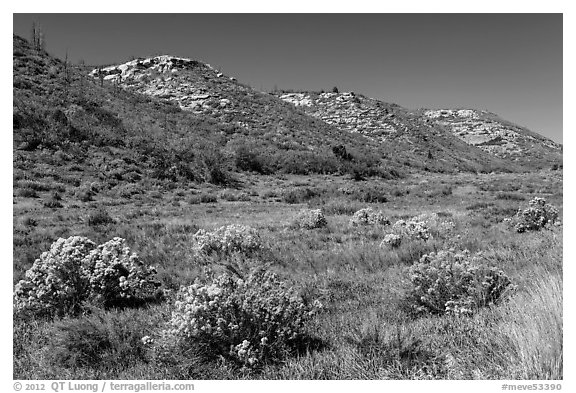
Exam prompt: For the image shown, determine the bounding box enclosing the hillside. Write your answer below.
[13,32,562,189]
[13,34,236,187]
[88,54,524,174]
[275,91,561,171]
[13,34,405,187]
[276,91,526,172]
[421,109,562,168]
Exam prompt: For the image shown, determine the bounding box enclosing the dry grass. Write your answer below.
[497,272,563,379]
[13,171,563,380]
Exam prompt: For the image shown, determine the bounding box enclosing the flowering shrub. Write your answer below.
[390,219,431,241]
[82,238,161,308]
[191,225,263,259]
[350,208,390,226]
[381,233,402,248]
[412,212,456,234]
[406,249,514,316]
[14,236,96,317]
[507,197,559,233]
[156,268,322,368]
[14,236,161,317]
[296,209,327,229]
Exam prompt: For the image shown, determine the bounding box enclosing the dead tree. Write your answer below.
[31,22,46,51]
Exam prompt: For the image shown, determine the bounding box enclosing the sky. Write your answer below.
[12,13,563,143]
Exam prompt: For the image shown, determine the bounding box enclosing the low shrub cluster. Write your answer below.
[76,185,95,202]
[505,197,559,233]
[87,209,114,226]
[43,195,63,208]
[281,187,319,204]
[380,212,456,248]
[13,236,161,317]
[406,249,514,316]
[17,187,39,198]
[296,209,327,229]
[381,233,402,248]
[154,267,322,368]
[350,208,390,226]
[115,183,144,199]
[219,191,251,202]
[188,193,218,204]
[386,219,431,244]
[412,212,456,234]
[191,225,263,260]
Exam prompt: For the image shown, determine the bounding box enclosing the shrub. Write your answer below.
[296,209,327,229]
[13,236,96,317]
[350,208,390,226]
[219,191,251,202]
[496,192,526,201]
[348,186,388,203]
[154,268,322,368]
[332,145,353,161]
[390,219,431,241]
[43,196,63,208]
[281,187,318,204]
[233,144,271,174]
[82,237,162,308]
[87,209,114,226]
[315,199,365,216]
[22,216,38,227]
[261,190,278,199]
[76,184,97,202]
[192,225,263,260]
[17,180,50,191]
[507,197,559,233]
[188,193,218,204]
[17,188,39,198]
[412,212,456,235]
[406,249,515,316]
[13,236,161,317]
[433,185,452,197]
[381,233,402,248]
[116,183,143,199]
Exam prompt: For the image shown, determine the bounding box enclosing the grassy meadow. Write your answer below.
[13,169,562,380]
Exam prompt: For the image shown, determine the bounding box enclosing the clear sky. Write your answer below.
[13,13,563,143]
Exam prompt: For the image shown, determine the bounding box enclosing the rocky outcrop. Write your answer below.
[423,109,562,165]
[90,55,240,114]
[278,92,401,143]
[276,91,561,168]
